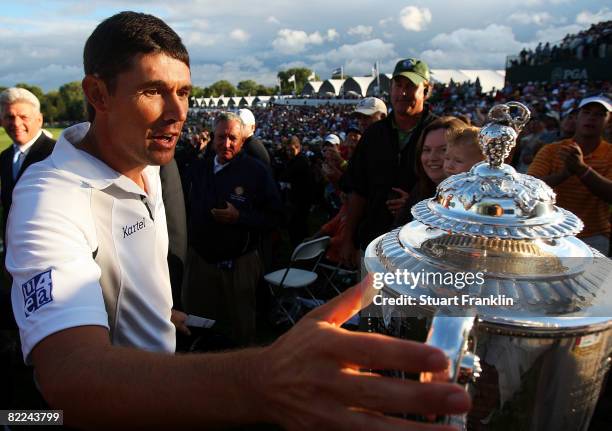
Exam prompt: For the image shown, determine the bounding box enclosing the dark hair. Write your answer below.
[83,11,190,120]
[414,116,467,198]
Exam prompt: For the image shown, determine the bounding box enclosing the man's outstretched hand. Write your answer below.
[255,275,471,430]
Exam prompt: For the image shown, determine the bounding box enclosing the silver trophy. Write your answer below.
[364,102,612,430]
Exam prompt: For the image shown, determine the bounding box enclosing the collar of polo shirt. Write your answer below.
[51,123,160,195]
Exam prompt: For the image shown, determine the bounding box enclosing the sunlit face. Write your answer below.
[390,75,427,118]
[576,103,609,138]
[420,128,447,184]
[285,140,300,158]
[1,101,43,145]
[104,52,191,171]
[444,145,483,176]
[214,119,245,163]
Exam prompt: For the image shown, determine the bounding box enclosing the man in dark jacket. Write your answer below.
[238,108,270,166]
[0,88,55,237]
[184,112,283,346]
[281,135,315,247]
[341,58,437,266]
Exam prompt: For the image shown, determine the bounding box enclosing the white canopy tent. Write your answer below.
[318,79,345,96]
[241,96,256,107]
[430,69,505,93]
[302,81,323,96]
[342,76,375,97]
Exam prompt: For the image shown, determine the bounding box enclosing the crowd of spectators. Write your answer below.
[172,71,611,337]
[509,20,612,67]
[182,78,612,151]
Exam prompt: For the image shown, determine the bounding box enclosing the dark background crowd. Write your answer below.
[509,20,612,67]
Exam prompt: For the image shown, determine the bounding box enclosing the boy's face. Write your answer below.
[444,145,483,177]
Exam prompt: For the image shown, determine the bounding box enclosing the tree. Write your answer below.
[58,81,86,122]
[277,68,314,95]
[207,80,237,97]
[191,86,206,98]
[189,86,206,108]
[15,83,45,101]
[255,84,276,96]
[237,80,259,97]
[40,91,65,124]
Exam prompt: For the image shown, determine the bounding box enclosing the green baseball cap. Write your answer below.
[392,58,430,85]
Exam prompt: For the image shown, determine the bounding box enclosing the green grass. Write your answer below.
[0,127,64,152]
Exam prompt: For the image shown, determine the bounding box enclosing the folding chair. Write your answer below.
[264,236,330,325]
[317,261,360,296]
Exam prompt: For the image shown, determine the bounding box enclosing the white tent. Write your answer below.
[227,96,242,107]
[254,95,272,106]
[318,79,345,96]
[430,69,505,93]
[302,81,323,96]
[459,70,505,93]
[241,96,256,107]
[342,76,375,97]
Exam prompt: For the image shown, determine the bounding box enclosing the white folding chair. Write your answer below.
[264,236,330,325]
[317,261,360,296]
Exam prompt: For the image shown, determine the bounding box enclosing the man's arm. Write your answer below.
[527,143,572,187]
[535,170,573,187]
[339,132,372,267]
[339,191,366,267]
[33,279,470,430]
[559,142,612,204]
[578,168,612,204]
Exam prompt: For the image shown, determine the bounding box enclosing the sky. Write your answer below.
[0,0,610,91]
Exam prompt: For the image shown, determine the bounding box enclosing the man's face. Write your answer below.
[560,112,577,136]
[105,52,191,170]
[345,131,361,150]
[354,111,384,132]
[214,119,244,163]
[243,123,256,138]
[390,76,427,118]
[286,141,300,158]
[1,102,43,145]
[576,104,609,138]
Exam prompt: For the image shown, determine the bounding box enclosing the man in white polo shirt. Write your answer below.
[7,11,470,429]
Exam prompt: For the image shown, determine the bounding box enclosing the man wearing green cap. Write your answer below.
[342,58,437,266]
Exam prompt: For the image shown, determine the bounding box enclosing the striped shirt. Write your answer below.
[528,138,612,238]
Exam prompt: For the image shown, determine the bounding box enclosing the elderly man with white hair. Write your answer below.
[0,87,55,236]
[237,108,270,166]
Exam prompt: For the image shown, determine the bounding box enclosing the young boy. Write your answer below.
[444,126,485,176]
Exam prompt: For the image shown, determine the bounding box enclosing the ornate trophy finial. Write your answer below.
[479,102,531,168]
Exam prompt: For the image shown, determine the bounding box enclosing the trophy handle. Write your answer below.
[421,315,481,427]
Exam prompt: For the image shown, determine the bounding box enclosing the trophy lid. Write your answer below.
[364,102,612,324]
[412,102,583,240]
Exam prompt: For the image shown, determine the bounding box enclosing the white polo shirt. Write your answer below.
[7,122,175,362]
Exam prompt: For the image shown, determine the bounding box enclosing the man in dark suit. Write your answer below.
[0,87,55,235]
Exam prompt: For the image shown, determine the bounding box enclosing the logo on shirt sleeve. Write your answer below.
[22,270,54,318]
